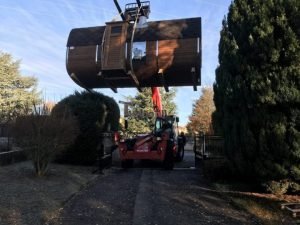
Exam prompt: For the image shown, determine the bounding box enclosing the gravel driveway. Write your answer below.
[49,151,262,225]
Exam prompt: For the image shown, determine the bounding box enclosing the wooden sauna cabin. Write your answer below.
[66,17,201,92]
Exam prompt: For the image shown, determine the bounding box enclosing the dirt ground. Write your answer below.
[0,147,298,225]
[49,166,262,225]
[0,161,98,225]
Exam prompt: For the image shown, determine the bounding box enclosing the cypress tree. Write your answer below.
[214,0,300,181]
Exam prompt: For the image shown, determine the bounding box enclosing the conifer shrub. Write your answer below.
[52,91,120,165]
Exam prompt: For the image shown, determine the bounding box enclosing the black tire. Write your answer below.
[121,159,134,169]
[176,145,185,162]
[163,146,174,170]
[127,159,134,168]
[121,160,127,169]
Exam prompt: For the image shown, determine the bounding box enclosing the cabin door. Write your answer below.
[102,22,127,71]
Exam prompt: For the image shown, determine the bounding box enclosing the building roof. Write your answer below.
[67,26,105,47]
[130,17,201,42]
[67,17,201,47]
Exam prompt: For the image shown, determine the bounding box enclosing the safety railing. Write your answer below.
[0,149,26,166]
[194,135,224,160]
[98,132,118,170]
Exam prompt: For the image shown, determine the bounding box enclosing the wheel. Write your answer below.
[121,159,134,169]
[127,159,134,168]
[121,160,127,169]
[176,145,185,162]
[163,146,174,170]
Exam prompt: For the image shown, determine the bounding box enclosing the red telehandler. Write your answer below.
[118,87,183,169]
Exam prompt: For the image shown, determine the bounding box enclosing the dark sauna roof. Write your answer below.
[67,26,105,47]
[129,17,201,42]
[67,17,201,47]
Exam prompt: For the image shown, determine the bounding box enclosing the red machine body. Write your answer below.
[118,87,180,169]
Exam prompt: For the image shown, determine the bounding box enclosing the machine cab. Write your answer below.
[154,116,179,140]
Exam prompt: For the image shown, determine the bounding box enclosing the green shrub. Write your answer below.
[102,95,120,132]
[203,159,233,181]
[52,91,120,165]
[263,179,300,195]
[289,181,300,194]
[264,180,290,195]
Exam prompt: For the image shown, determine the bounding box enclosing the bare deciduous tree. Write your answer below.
[13,104,79,176]
[187,87,215,135]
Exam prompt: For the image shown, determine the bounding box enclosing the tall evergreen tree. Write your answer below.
[214,0,300,181]
[0,52,40,123]
[124,88,177,135]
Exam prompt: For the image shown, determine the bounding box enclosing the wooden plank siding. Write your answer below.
[67,46,100,73]
[67,26,105,47]
[158,40,179,71]
[172,38,198,65]
[66,17,201,89]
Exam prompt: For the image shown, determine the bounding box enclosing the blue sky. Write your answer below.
[0,0,231,125]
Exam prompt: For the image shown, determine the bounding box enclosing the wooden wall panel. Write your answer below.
[158,40,178,71]
[67,46,100,72]
[158,38,198,71]
[173,38,198,64]
[145,41,157,65]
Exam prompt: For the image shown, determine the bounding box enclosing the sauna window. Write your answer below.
[132,42,146,61]
[111,26,122,34]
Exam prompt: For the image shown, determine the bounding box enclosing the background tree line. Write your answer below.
[0,52,40,124]
[0,49,178,174]
[0,51,120,175]
[187,87,215,135]
[122,88,177,136]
